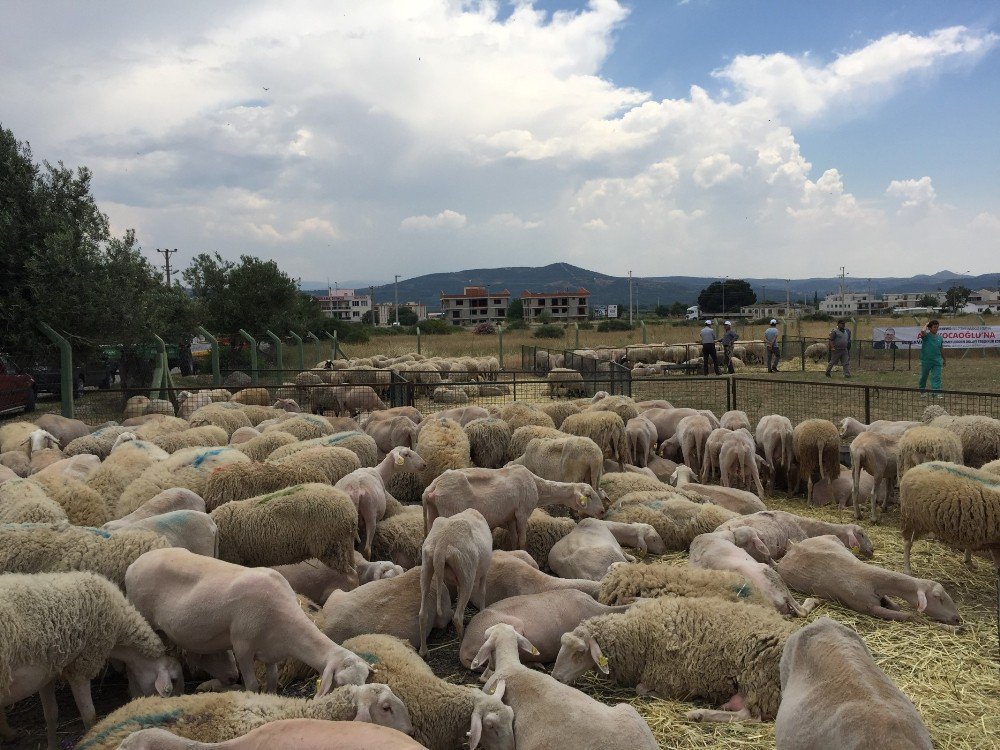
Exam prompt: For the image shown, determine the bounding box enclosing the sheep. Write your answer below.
[491,509,576,571]
[850,430,900,522]
[269,431,378,467]
[422,465,604,549]
[548,519,664,581]
[460,589,629,668]
[418,509,493,655]
[229,387,272,406]
[0,464,16,484]
[699,427,730,482]
[689,530,813,616]
[432,385,469,404]
[482,550,600,605]
[716,510,874,562]
[462,418,511,470]
[560,411,628,471]
[510,435,603,491]
[547,368,587,398]
[105,488,206,530]
[0,421,37,454]
[718,428,766,497]
[115,510,219,557]
[188,403,254,438]
[604,493,738,551]
[0,571,182,750]
[63,425,132,459]
[33,413,91,447]
[372,506,426,569]
[598,472,668,504]
[774,535,960,625]
[597,561,770,609]
[792,418,841,503]
[470,624,659,750]
[144,399,175,416]
[550,596,795,722]
[387,418,470,504]
[755,414,794,492]
[210,483,358,573]
[775,617,933,750]
[0,478,67,523]
[506,425,564,462]
[499,402,555,430]
[30,472,112,526]
[76,684,412,750]
[365,414,420,456]
[335,447,427,557]
[134,416,191,441]
[31,453,101,483]
[717,410,749,432]
[364,405,423,425]
[201,461,329,511]
[896,426,964,483]
[584,395,639,423]
[126,548,370,694]
[433,406,489,426]
[983,459,1000,476]
[228,425,261,445]
[272,554,404,604]
[324,385,387,417]
[900,461,1000,574]
[230,430,298,461]
[673,414,713,473]
[177,391,214,420]
[0,450,30,478]
[150,425,229,453]
[624,414,657,468]
[839,417,920,440]
[344,634,514,750]
[261,415,334,441]
[930,414,1000,468]
[670,465,766,515]
[537,401,582,429]
[803,342,828,362]
[123,395,151,418]
[114,720,425,750]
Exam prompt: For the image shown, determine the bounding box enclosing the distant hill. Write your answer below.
[304,263,997,310]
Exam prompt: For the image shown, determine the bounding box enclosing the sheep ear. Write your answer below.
[490,679,506,701]
[515,632,539,656]
[353,689,373,722]
[154,670,173,697]
[847,530,859,549]
[317,662,336,698]
[587,637,609,674]
[470,639,494,671]
[917,588,928,613]
[636,534,647,553]
[467,709,483,749]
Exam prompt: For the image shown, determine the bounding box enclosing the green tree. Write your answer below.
[697,280,756,314]
[506,299,524,320]
[918,294,940,308]
[668,301,688,316]
[944,285,972,312]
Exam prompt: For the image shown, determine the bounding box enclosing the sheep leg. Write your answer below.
[870,605,915,622]
[39,680,59,750]
[66,673,97,729]
[360,498,378,559]
[806,475,814,504]
[685,705,756,723]
[963,548,975,568]
[453,572,473,640]
[0,706,17,742]
[233,642,261,693]
[417,563,434,658]
[902,533,915,575]
[264,663,278,693]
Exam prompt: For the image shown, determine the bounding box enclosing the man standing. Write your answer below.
[826,319,852,378]
[720,320,738,374]
[764,319,780,372]
[698,319,721,375]
[917,319,945,395]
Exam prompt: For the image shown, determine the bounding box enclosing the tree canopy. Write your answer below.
[697,279,756,314]
[944,285,972,312]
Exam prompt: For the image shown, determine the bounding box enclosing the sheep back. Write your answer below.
[188,403,254,437]
[150,425,229,453]
[597,561,768,609]
[464,418,512,469]
[605,494,736,551]
[492,508,576,570]
[268,446,362,485]
[0,479,67,524]
[233,431,299,461]
[30,473,111,526]
[899,461,1000,551]
[562,411,628,467]
[268,431,378,467]
[792,419,841,481]
[201,462,330,511]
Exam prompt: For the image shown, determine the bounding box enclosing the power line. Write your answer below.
[157,248,178,286]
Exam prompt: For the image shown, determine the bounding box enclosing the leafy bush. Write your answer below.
[597,319,633,332]
[576,321,594,330]
[533,324,564,339]
[416,319,455,335]
[473,322,497,335]
[504,320,528,330]
[801,312,833,322]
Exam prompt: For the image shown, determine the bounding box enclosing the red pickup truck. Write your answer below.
[0,353,36,415]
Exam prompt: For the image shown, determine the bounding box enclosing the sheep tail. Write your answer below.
[432,544,448,617]
[817,444,826,482]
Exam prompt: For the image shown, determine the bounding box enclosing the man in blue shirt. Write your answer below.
[720,320,739,374]
[826,319,852,378]
[764,319,780,372]
[699,320,721,375]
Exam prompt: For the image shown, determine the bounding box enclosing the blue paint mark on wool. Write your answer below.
[925,462,1000,488]
[75,708,184,749]
[324,431,362,444]
[192,448,226,468]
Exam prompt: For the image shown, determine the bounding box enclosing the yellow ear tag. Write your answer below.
[578,495,588,506]
[315,678,322,692]
[531,646,540,655]
[395,455,404,466]
[598,655,609,667]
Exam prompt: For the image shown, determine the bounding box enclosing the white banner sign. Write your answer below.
[607,304,618,319]
[873,326,1000,349]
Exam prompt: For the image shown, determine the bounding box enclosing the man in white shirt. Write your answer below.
[764,319,780,373]
[698,320,721,375]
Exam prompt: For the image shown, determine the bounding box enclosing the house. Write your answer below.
[520,288,590,322]
[739,304,804,319]
[819,293,888,316]
[884,292,944,309]
[317,289,372,321]
[439,286,510,325]
[375,301,428,325]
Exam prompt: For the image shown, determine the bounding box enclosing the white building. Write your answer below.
[439,286,511,325]
[883,292,944,310]
[316,289,372,321]
[375,301,428,325]
[520,288,591,323]
[819,293,887,316]
[740,304,804,319]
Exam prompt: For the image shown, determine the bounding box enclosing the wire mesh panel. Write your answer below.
[629,376,730,413]
[732,378,868,427]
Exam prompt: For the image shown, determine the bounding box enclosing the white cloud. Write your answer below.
[400,210,468,231]
[487,213,542,230]
[693,154,744,188]
[886,176,936,209]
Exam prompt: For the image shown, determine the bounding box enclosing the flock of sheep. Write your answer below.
[1,358,999,750]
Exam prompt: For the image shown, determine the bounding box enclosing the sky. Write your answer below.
[2,0,998,285]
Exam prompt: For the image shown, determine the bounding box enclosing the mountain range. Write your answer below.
[303,264,999,309]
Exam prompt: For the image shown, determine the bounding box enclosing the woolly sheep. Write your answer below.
[106,488,207,531]
[491,509,576,571]
[598,472,667,504]
[64,425,132,459]
[228,425,261,445]
[85,449,163,514]
[584,396,639,423]
[177,391,214,420]
[561,411,628,471]
[597,561,769,609]
[387,418,470,504]
[126,548,370,694]
[228,387,271,406]
[432,406,489,426]
[372,507,426,569]
[546,368,586,399]
[0,421,36,454]
[498,402,555,431]
[201,461,329,511]
[464,418,512,469]
[116,446,252,517]
[803,342,828,362]
[344,634,514,750]
[150,425,229,453]
[268,431,378,467]
[31,453,101,483]
[982,459,1000,476]
[551,596,795,721]
[537,402,581,429]
[233,404,287,426]
[896,426,964,483]
[0,450,30,478]
[188,403,254,438]
[512,436,604,491]
[262,414,333,441]
[603,493,737,551]
[115,720,425,750]
[506,425,564,462]
[792,418,841,503]
[775,617,933,750]
[33,413,91,447]
[144,399,175,417]
[930,414,1000,468]
[30,472,111,526]
[900,461,1000,573]
[231,431,298,461]
[0,478,67,523]
[76,684,411,750]
[471,623,659,750]
[134,416,190,441]
[0,572,182,750]
[432,386,469,404]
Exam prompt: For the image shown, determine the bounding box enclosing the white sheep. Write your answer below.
[754,414,794,492]
[104,487,207,531]
[560,410,629,471]
[673,414,713,472]
[719,410,751,431]
[895,425,964,483]
[699,427,730,483]
[900,461,1000,573]
[625,414,657,467]
[76,684,412,750]
[470,623,658,750]
[0,478,67,524]
[508,435,603,491]
[271,553,404,604]
[669,465,766,515]
[718,428,766,497]
[364,414,420,456]
[929,414,1000,468]
[116,510,219,557]
[839,417,920,440]
[850,430,900,522]
[792,418,841,503]
[126,547,371,694]
[1,571,182,750]
[596,560,771,609]
[775,617,933,749]
[418,508,493,656]
[482,550,601,606]
[547,518,665,580]
[344,634,513,750]
[550,596,795,722]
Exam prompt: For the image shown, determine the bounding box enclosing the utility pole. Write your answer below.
[785,279,790,312]
[839,266,846,301]
[394,275,400,325]
[721,276,727,316]
[157,248,177,286]
[369,286,376,327]
[628,271,633,325]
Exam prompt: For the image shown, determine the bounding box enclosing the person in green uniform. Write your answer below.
[917,319,945,393]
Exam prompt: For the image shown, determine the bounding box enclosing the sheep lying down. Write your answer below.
[775,535,961,625]
[116,719,428,750]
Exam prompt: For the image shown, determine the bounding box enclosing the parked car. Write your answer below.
[0,353,36,414]
[27,356,118,398]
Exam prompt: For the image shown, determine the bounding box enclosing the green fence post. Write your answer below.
[497,324,504,370]
[306,331,321,366]
[416,327,421,355]
[238,329,258,385]
[574,323,580,349]
[196,326,221,386]
[38,323,74,418]
[640,320,647,344]
[289,332,305,371]
[266,330,284,383]
[851,317,859,369]
[151,334,169,402]
[324,331,338,361]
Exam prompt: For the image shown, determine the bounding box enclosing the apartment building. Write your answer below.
[439,286,510,325]
[819,293,888,316]
[521,288,590,322]
[316,289,371,321]
[374,301,428,325]
[739,304,804,319]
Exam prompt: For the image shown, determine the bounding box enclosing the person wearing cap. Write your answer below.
[720,320,739,374]
[764,319,780,372]
[826,319,852,378]
[698,319,721,375]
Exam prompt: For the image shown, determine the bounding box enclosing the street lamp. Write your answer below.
[721,276,728,315]
[394,275,400,325]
